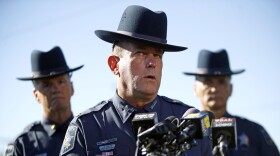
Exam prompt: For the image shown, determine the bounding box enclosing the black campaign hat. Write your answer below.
[17,46,84,81]
[95,5,187,52]
[183,49,245,76]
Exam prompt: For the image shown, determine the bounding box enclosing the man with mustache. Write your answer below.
[183,49,280,156]
[3,46,83,156]
[60,5,212,156]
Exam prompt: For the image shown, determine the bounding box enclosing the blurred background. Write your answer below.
[1,0,279,154]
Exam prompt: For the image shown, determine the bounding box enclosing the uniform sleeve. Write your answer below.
[13,137,26,156]
[60,122,87,156]
[257,125,280,156]
[13,140,23,156]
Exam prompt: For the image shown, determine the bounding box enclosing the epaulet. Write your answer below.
[160,95,186,106]
[22,121,41,132]
[11,121,41,142]
[76,100,110,118]
[233,115,261,127]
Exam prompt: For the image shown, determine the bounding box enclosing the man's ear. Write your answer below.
[194,82,199,97]
[108,55,120,75]
[229,83,233,97]
[71,81,74,96]
[33,88,41,103]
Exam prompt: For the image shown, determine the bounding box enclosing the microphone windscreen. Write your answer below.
[182,107,200,117]
[211,118,237,148]
[132,112,158,137]
[200,111,215,122]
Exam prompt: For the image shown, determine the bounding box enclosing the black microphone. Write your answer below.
[179,110,213,140]
[211,118,237,156]
[138,108,200,141]
[137,116,178,142]
[171,109,214,154]
[136,116,179,155]
[132,112,158,138]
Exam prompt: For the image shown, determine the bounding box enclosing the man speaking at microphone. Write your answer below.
[60,5,212,156]
[183,49,280,155]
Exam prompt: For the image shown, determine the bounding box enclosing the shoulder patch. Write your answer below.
[3,144,14,156]
[60,125,78,155]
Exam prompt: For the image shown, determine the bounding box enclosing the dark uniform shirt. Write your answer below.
[223,112,280,156]
[60,93,212,156]
[4,115,73,156]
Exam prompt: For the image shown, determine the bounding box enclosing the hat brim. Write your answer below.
[17,65,84,81]
[95,30,187,52]
[183,69,245,76]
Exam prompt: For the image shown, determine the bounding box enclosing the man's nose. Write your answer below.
[146,54,156,67]
[50,83,60,93]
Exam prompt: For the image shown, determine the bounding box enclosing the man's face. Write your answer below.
[115,41,163,98]
[194,75,232,111]
[33,74,73,114]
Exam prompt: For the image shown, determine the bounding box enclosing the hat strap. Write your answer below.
[32,67,69,77]
[117,31,167,44]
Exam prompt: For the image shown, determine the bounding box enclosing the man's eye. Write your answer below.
[218,80,226,85]
[136,51,144,55]
[154,53,163,58]
[42,83,50,88]
[204,79,211,83]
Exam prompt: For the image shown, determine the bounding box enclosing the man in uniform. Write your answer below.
[60,5,212,156]
[3,46,83,156]
[183,49,280,156]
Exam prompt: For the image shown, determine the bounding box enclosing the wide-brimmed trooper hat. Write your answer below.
[17,46,83,81]
[183,49,245,76]
[95,5,187,52]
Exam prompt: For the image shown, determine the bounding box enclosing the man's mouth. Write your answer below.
[144,75,156,79]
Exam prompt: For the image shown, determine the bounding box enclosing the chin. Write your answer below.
[139,88,158,96]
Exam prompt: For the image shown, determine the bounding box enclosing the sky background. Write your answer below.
[0,0,280,153]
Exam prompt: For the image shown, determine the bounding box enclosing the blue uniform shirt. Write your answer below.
[60,93,212,156]
[4,115,73,156]
[224,112,280,156]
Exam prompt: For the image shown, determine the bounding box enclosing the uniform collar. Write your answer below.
[112,92,159,123]
[41,114,74,136]
[223,111,234,118]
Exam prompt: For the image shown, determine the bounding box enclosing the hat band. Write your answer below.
[196,68,232,75]
[117,31,167,44]
[32,67,69,78]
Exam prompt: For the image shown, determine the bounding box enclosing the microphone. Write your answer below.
[132,112,158,156]
[179,110,213,140]
[137,116,178,142]
[132,112,158,138]
[173,109,214,154]
[211,118,237,156]
[182,107,200,117]
[136,116,179,155]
